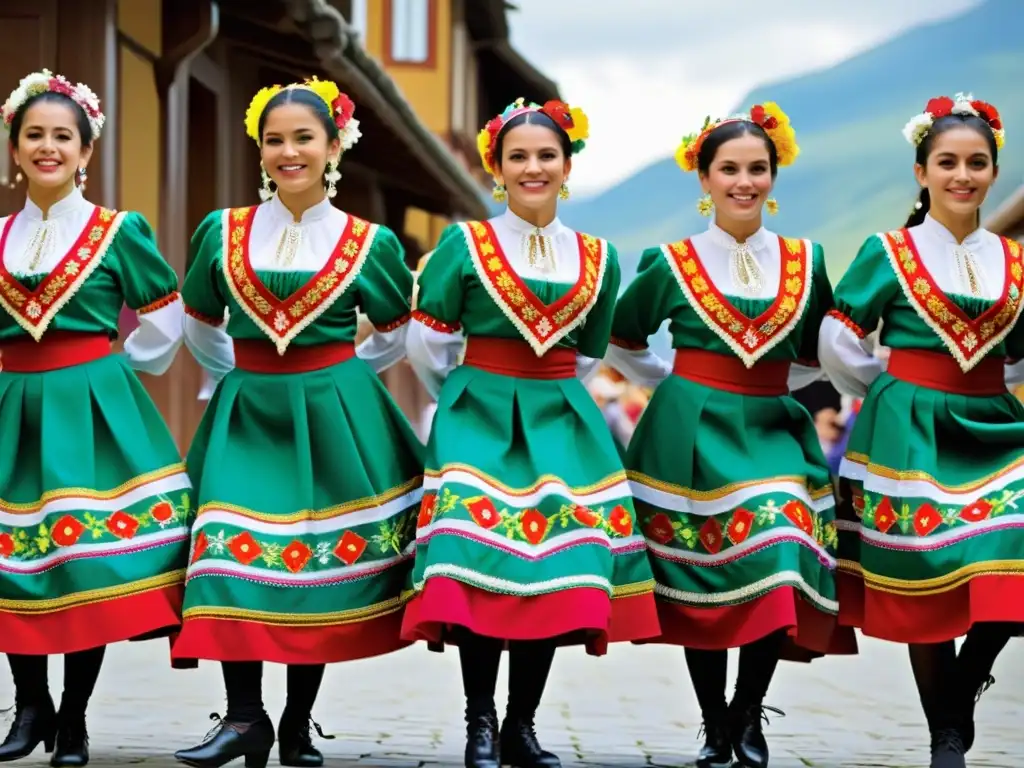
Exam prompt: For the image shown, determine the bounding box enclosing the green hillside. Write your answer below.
[559,0,1024,284]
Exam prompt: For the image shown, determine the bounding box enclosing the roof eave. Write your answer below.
[282,0,487,219]
[983,185,1024,234]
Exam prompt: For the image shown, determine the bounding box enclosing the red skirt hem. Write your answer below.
[399,576,661,656]
[0,584,183,654]
[837,571,1024,643]
[637,585,858,660]
[170,608,410,665]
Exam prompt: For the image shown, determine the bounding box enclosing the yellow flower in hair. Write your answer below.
[245,85,283,142]
[675,134,699,173]
[301,76,341,113]
[760,101,800,167]
[567,107,590,143]
[477,126,495,176]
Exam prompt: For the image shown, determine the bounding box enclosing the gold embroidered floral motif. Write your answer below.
[883,230,1024,370]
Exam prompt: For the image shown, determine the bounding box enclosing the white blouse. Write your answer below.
[605,222,823,391]
[405,208,600,400]
[819,215,1023,397]
[0,188,182,375]
[183,195,407,387]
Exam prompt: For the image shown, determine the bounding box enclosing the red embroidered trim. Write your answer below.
[610,336,648,351]
[826,309,865,339]
[374,313,410,333]
[184,304,223,326]
[137,291,180,315]
[412,309,461,333]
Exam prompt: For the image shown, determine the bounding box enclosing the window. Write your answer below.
[348,0,367,43]
[388,0,433,65]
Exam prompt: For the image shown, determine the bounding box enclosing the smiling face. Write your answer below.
[915,125,997,223]
[700,133,774,227]
[495,122,571,218]
[12,99,92,193]
[260,102,341,196]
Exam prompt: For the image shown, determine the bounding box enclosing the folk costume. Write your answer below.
[607,102,854,768]
[0,71,190,765]
[172,81,422,768]
[820,94,1022,763]
[401,98,660,768]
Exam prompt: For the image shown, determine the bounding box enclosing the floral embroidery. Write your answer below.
[411,309,461,334]
[0,494,191,561]
[664,236,812,368]
[640,496,837,554]
[882,230,1023,372]
[189,511,415,573]
[222,207,375,354]
[825,309,865,339]
[462,221,606,355]
[0,207,121,340]
[860,488,1024,536]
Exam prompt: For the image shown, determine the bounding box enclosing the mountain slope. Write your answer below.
[558,0,1024,283]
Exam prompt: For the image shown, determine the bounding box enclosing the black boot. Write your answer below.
[956,621,1014,752]
[929,726,966,768]
[500,640,559,768]
[278,712,333,768]
[0,701,57,762]
[49,710,89,768]
[465,710,500,768]
[695,710,732,768]
[729,701,783,768]
[174,714,275,768]
[959,674,993,752]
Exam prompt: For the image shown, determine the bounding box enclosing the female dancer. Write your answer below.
[401,98,660,768]
[0,70,190,765]
[171,79,423,768]
[821,94,1023,768]
[607,103,852,768]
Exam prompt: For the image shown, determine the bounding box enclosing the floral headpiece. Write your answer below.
[675,102,798,173]
[1,69,105,139]
[902,93,1004,150]
[244,76,361,151]
[476,97,590,176]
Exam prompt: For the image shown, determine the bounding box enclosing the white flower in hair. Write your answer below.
[902,114,934,147]
[340,118,361,151]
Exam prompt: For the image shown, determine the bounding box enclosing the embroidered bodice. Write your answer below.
[405,214,620,398]
[181,197,414,383]
[0,190,183,375]
[818,218,1024,397]
[606,225,832,391]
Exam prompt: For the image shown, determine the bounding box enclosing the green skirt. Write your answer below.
[400,362,660,656]
[837,371,1024,643]
[627,374,853,656]
[171,355,424,665]
[0,353,191,654]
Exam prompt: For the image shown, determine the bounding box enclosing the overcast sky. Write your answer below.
[505,0,984,197]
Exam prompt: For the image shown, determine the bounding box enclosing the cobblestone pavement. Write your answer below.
[0,636,1020,767]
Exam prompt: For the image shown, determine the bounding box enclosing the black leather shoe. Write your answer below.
[729,702,784,768]
[464,711,500,768]
[0,702,57,762]
[930,727,966,768]
[695,716,733,768]
[499,716,560,768]
[278,712,333,767]
[50,711,89,767]
[173,713,275,768]
[961,674,994,752]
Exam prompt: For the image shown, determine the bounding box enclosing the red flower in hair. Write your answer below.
[542,100,574,132]
[925,96,955,118]
[971,100,1002,130]
[749,105,777,130]
[333,93,355,127]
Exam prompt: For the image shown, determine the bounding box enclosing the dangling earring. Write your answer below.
[492,182,507,203]
[8,171,22,190]
[325,158,341,199]
[697,193,714,217]
[77,166,88,193]
[558,182,570,201]
[765,198,779,215]
[259,162,273,202]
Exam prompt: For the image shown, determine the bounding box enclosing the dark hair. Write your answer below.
[493,111,573,168]
[697,121,778,179]
[9,91,94,148]
[904,114,999,228]
[257,87,340,142]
